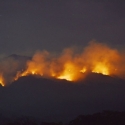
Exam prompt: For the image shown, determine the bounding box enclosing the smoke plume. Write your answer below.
[0,41,125,86]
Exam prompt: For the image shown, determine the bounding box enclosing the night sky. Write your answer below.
[0,0,125,56]
[1,1,125,123]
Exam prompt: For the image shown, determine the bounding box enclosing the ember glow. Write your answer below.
[0,41,125,86]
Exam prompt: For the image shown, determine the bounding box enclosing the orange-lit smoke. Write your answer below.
[0,41,125,86]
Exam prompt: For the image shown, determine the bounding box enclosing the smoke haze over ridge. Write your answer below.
[0,41,125,86]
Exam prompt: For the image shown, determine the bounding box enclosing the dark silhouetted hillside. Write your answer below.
[69,111,125,125]
[0,73,125,122]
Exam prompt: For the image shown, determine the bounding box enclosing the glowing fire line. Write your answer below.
[0,41,124,86]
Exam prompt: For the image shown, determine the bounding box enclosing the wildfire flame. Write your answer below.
[0,74,4,87]
[92,63,109,75]
[57,62,80,81]
[0,41,125,86]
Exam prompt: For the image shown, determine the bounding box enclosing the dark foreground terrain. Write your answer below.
[0,71,125,124]
[1,110,125,125]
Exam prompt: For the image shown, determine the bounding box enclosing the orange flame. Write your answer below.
[0,74,4,87]
[57,62,80,81]
[1,41,125,86]
[13,41,125,83]
[92,63,109,75]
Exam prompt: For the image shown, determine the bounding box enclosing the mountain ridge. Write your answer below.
[0,73,125,122]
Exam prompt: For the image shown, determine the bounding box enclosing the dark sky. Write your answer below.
[0,0,125,56]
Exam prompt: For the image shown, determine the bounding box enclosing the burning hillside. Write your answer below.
[0,41,125,86]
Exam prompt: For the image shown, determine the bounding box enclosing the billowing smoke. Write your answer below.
[0,41,125,86]
[0,55,30,86]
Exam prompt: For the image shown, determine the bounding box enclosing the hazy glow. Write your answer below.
[80,67,87,73]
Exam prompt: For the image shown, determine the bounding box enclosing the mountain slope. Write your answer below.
[0,73,125,122]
